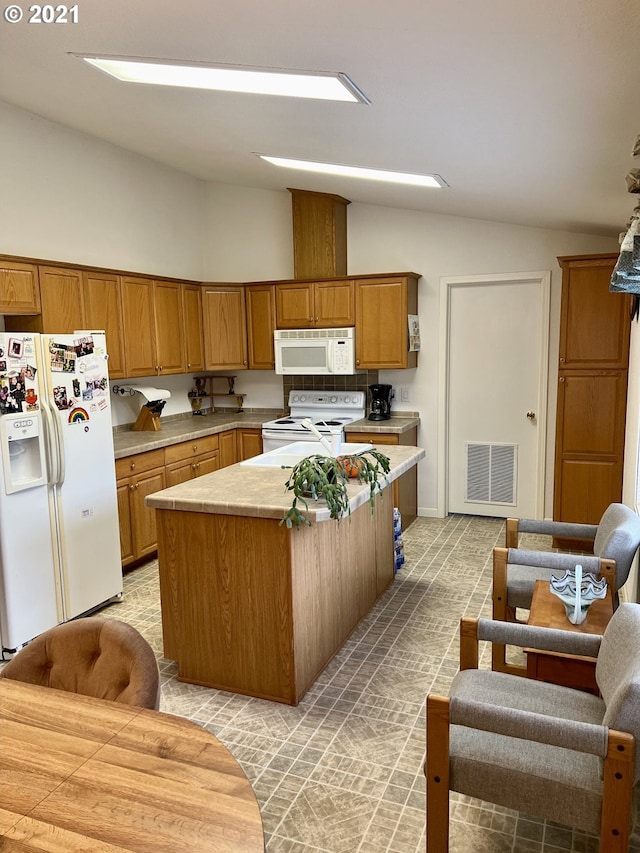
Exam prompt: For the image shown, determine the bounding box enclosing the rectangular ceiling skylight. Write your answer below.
[77,56,370,103]
[258,155,448,188]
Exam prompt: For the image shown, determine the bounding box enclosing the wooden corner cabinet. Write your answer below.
[246,284,276,369]
[203,285,248,370]
[553,254,632,528]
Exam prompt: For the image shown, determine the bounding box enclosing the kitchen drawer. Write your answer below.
[115,449,166,480]
[346,432,399,446]
[164,434,219,464]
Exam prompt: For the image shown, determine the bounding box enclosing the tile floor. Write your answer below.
[96,514,639,853]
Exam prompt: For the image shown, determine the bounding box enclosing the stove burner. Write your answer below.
[317,420,343,427]
[275,418,297,424]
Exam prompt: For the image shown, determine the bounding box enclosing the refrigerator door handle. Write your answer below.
[40,401,58,485]
[49,401,66,487]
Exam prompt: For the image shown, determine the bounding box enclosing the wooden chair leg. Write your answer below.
[600,730,634,853]
[426,695,450,853]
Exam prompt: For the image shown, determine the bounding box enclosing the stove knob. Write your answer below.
[300,395,306,402]
[330,395,337,404]
[343,395,351,404]
[292,395,299,403]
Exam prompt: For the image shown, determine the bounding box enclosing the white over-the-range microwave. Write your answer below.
[274,328,358,375]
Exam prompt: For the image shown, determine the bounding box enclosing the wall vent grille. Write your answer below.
[465,442,517,505]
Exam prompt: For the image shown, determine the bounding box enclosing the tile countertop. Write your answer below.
[146,444,425,524]
[113,412,420,459]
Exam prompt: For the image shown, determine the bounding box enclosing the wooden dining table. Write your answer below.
[0,678,264,852]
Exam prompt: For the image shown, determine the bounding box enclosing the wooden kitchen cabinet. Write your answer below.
[237,428,263,461]
[182,284,204,372]
[554,253,631,531]
[115,449,166,568]
[275,279,354,328]
[82,271,126,380]
[164,434,220,486]
[346,427,418,529]
[36,266,85,333]
[121,277,186,377]
[218,429,238,467]
[202,286,248,370]
[355,274,419,369]
[121,276,157,378]
[246,284,276,369]
[153,280,185,375]
[0,260,40,314]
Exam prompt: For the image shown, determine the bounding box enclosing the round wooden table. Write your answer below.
[0,678,264,852]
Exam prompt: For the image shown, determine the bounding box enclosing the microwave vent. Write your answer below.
[276,328,352,340]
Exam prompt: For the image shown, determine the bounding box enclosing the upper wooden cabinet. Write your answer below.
[0,261,40,314]
[202,286,248,370]
[275,279,354,328]
[121,277,187,377]
[182,284,204,372]
[558,254,631,370]
[82,271,126,380]
[38,266,85,333]
[121,276,157,377]
[355,274,419,369]
[153,280,185,375]
[246,284,276,369]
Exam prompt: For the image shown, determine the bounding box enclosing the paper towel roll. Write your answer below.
[129,386,172,403]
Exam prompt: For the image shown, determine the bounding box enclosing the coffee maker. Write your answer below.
[368,384,393,421]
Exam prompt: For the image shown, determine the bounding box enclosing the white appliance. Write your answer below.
[0,332,122,653]
[262,390,366,453]
[274,327,357,375]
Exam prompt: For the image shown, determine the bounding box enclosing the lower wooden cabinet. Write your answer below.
[218,429,238,467]
[165,435,220,486]
[237,429,263,461]
[345,428,418,529]
[115,450,166,569]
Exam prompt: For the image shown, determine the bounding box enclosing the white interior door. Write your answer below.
[441,272,550,518]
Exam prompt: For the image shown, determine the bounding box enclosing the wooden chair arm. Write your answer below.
[505,518,519,548]
[459,618,479,670]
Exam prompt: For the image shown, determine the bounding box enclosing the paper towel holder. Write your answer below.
[113,385,170,432]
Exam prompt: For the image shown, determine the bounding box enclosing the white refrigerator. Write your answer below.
[0,331,122,653]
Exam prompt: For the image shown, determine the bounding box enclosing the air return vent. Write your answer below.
[465,442,517,505]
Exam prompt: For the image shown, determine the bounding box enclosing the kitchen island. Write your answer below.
[146,445,424,704]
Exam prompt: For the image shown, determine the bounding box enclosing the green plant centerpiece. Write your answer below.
[280,449,391,529]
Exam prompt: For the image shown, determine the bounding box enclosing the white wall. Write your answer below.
[0,102,205,280]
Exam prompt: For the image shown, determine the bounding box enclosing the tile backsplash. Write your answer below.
[282,371,379,411]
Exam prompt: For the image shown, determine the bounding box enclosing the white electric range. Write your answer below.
[262,390,366,453]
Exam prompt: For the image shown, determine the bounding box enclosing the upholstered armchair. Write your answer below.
[492,503,640,672]
[0,617,161,710]
[426,604,640,853]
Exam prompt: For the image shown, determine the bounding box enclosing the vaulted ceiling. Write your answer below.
[1,0,638,236]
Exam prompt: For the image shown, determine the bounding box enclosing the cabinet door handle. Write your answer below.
[559,377,565,383]
[129,483,135,491]
[130,463,136,470]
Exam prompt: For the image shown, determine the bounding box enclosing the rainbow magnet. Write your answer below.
[68,407,90,424]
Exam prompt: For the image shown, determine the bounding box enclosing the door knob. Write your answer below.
[526,411,536,420]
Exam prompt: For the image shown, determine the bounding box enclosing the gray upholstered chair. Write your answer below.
[426,604,640,853]
[0,616,161,710]
[492,503,640,672]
